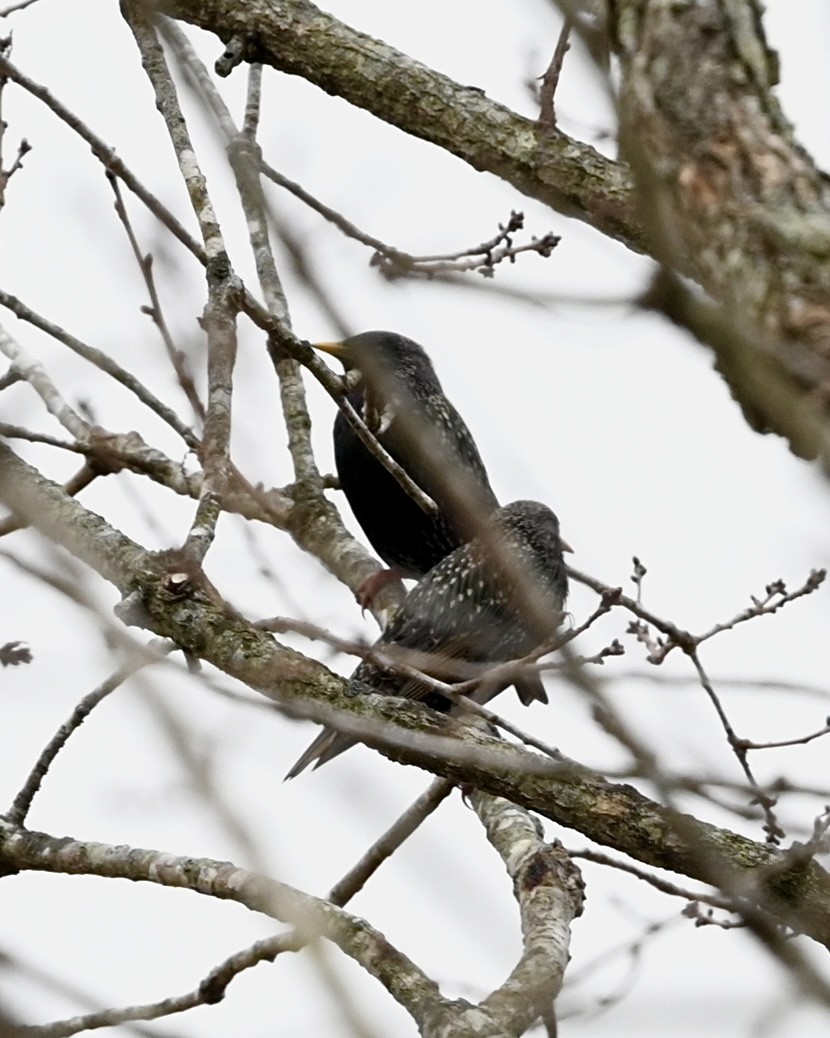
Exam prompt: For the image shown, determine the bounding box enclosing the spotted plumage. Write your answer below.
[315,331,499,580]
[285,501,570,777]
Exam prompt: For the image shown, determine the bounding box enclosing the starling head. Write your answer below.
[314,331,442,396]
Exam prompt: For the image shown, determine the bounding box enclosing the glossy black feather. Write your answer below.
[285,501,569,777]
[326,331,499,577]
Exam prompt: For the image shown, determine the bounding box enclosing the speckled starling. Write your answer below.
[285,500,570,778]
[314,331,500,589]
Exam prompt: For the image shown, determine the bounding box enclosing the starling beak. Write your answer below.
[315,331,500,584]
[285,500,569,778]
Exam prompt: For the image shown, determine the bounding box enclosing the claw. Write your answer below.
[357,567,406,613]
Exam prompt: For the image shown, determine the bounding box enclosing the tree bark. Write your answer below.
[154,0,830,458]
[611,0,830,458]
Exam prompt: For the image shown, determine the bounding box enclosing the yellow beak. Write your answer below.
[313,340,349,361]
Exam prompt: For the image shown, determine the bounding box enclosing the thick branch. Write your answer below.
[473,793,583,1031]
[611,0,830,455]
[0,824,444,1027]
[152,0,830,457]
[3,441,830,951]
[153,0,641,250]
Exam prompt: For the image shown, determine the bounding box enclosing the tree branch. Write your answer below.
[153,0,641,251]
[611,1,830,456]
[3,440,830,951]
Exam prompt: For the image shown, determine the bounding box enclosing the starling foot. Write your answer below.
[357,567,406,611]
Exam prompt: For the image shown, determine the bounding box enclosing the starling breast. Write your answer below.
[285,500,569,777]
[315,331,499,579]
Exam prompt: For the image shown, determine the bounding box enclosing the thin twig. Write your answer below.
[328,777,454,903]
[0,424,83,451]
[0,52,206,263]
[696,571,827,647]
[107,173,205,425]
[567,564,695,659]
[262,150,561,279]
[0,325,90,439]
[538,17,572,128]
[0,289,199,448]
[688,649,784,846]
[570,847,738,911]
[737,723,830,751]
[7,647,171,825]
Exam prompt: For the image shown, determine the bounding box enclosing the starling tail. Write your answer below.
[314,331,500,582]
[285,500,569,778]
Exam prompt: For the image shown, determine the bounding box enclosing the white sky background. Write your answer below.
[1,1,830,1035]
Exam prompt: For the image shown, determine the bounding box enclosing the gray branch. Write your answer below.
[154,0,830,458]
[2,441,830,956]
[154,0,640,250]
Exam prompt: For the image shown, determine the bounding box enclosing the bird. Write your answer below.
[285,500,570,778]
[313,331,500,600]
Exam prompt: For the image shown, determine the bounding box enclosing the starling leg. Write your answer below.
[357,567,407,611]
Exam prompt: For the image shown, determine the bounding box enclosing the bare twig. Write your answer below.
[0,325,90,439]
[107,173,205,425]
[687,649,784,846]
[264,144,562,279]
[0,52,206,263]
[569,564,826,664]
[0,35,30,209]
[7,645,171,825]
[369,210,560,280]
[328,777,454,903]
[696,571,827,647]
[0,289,199,448]
[538,17,572,128]
[737,722,830,752]
[570,847,737,912]
[0,424,84,452]
[567,564,695,660]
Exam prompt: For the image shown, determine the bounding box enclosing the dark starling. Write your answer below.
[285,500,570,778]
[314,331,500,589]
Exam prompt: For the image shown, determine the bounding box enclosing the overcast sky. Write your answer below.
[1,2,829,1035]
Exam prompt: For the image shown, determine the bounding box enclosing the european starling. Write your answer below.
[285,500,570,778]
[314,331,499,589]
